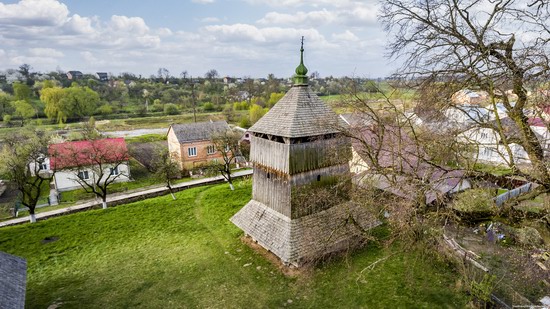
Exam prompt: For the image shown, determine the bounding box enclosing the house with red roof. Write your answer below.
[46,138,130,192]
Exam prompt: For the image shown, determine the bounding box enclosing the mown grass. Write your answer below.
[95,112,226,131]
[124,133,167,144]
[0,180,467,308]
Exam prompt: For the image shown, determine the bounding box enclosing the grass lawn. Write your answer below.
[0,180,467,308]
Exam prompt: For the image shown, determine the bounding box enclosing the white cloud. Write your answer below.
[0,0,394,78]
[109,15,149,35]
[192,0,215,3]
[244,0,367,8]
[257,9,335,26]
[157,27,173,36]
[201,17,221,23]
[255,2,378,27]
[0,0,69,26]
[29,48,64,58]
[203,23,327,45]
[332,30,359,42]
[64,14,96,35]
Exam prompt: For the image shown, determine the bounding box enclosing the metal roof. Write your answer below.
[170,120,229,143]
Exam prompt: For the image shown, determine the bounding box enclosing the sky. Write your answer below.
[0,0,397,79]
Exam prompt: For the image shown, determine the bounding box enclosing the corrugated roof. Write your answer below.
[170,120,229,143]
[249,86,342,138]
[0,251,26,309]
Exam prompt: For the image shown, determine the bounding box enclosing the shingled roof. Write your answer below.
[248,86,342,138]
[0,251,26,309]
[169,120,229,143]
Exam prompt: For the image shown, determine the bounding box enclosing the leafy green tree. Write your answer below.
[249,104,267,124]
[13,82,32,101]
[11,100,35,126]
[41,84,99,123]
[0,92,13,116]
[267,92,284,108]
[41,86,68,124]
[64,84,100,118]
[0,130,54,223]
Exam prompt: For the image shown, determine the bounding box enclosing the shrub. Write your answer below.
[203,102,215,112]
[451,189,497,222]
[163,103,179,115]
[151,103,164,112]
[96,104,113,115]
[238,116,251,128]
[512,227,544,248]
[2,114,11,125]
[233,101,249,111]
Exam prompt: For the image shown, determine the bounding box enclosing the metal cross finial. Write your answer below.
[301,36,304,51]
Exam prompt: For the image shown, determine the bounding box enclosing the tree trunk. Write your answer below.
[30,213,36,223]
[229,182,235,191]
[102,198,108,209]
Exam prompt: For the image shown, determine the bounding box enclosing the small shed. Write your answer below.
[0,251,27,309]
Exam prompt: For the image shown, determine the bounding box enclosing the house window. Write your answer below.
[78,170,89,180]
[188,147,197,157]
[207,145,216,155]
[110,166,119,176]
[212,158,219,164]
[39,163,48,170]
[481,132,488,139]
[482,148,492,157]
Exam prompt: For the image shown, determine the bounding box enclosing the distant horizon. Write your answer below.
[0,0,397,79]
[0,67,394,80]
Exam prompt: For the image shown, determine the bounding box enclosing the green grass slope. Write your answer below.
[0,180,467,308]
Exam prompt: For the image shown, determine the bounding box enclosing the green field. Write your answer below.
[0,180,467,308]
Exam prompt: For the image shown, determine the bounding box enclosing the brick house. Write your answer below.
[167,120,230,170]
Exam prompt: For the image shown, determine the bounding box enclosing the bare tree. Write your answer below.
[0,130,54,223]
[204,69,219,80]
[51,138,129,209]
[381,0,550,194]
[157,67,170,83]
[208,129,242,190]
[152,147,181,200]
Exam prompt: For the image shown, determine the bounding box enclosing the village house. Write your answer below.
[96,72,109,82]
[167,120,230,170]
[459,117,550,166]
[452,89,490,105]
[47,138,131,192]
[341,114,471,204]
[66,70,83,80]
